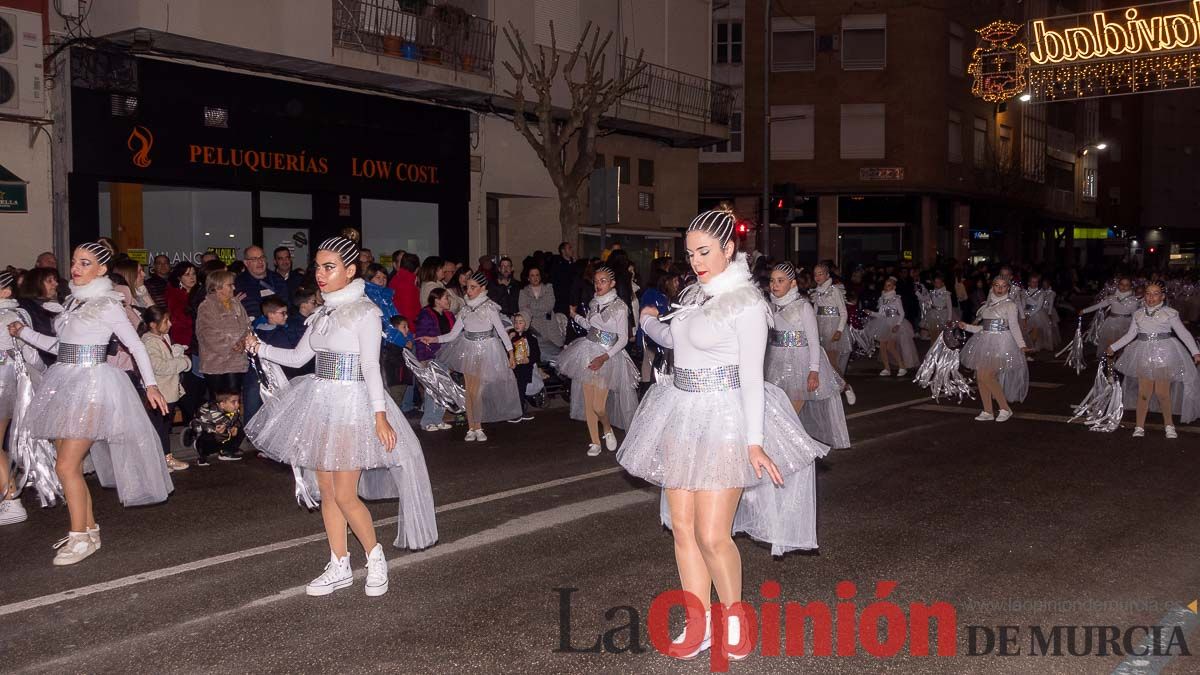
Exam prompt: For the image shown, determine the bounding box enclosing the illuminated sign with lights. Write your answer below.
[971,1,1200,102]
[1029,1,1200,64]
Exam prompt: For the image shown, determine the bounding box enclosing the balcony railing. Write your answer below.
[619,56,734,126]
[333,0,495,76]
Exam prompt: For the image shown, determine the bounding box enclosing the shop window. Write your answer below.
[638,159,655,187]
[98,183,253,262]
[614,156,631,184]
[362,199,439,262]
[772,17,815,71]
[259,191,312,220]
[715,21,743,64]
[948,109,963,163]
[842,15,886,70]
[771,105,814,160]
[840,103,885,159]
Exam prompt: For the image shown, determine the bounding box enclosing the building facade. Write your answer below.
[25,0,727,268]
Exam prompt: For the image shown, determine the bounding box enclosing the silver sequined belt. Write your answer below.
[465,329,496,341]
[816,306,840,316]
[768,329,809,347]
[673,365,741,392]
[980,319,1009,333]
[57,343,108,366]
[587,326,619,347]
[881,308,900,317]
[1136,332,1172,341]
[315,352,364,381]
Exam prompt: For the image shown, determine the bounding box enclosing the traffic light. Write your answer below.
[771,183,798,223]
[735,220,750,238]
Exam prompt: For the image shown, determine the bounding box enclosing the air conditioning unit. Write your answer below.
[0,8,45,117]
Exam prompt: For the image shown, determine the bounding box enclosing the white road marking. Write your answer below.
[1029,381,1064,389]
[0,397,932,618]
[912,404,1200,434]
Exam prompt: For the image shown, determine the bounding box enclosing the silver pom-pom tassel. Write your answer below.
[849,309,876,359]
[912,328,974,402]
[8,349,61,507]
[1083,308,1104,346]
[251,353,321,510]
[1055,317,1087,375]
[1067,353,1124,432]
[403,350,466,414]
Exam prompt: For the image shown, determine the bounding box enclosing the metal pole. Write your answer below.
[760,0,770,259]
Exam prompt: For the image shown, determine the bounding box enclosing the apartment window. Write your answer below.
[840,104,885,159]
[949,22,964,76]
[715,21,743,64]
[1021,103,1046,182]
[638,191,655,211]
[614,156,631,184]
[702,110,743,156]
[535,0,579,47]
[1108,186,1121,205]
[842,14,886,70]
[973,117,988,167]
[948,110,963,163]
[638,159,655,187]
[1082,167,1097,200]
[771,105,815,160]
[998,124,1013,165]
[772,17,815,71]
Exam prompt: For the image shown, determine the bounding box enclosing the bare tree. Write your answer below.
[500,20,646,246]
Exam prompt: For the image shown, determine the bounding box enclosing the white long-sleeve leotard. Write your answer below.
[772,293,822,372]
[257,279,389,413]
[18,277,158,387]
[641,260,768,447]
[437,296,514,352]
[571,292,630,358]
[809,280,848,332]
[0,299,45,370]
[866,292,906,328]
[963,295,1027,349]
[1082,291,1139,316]
[1108,305,1200,355]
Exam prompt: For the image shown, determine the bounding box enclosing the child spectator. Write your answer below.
[414,288,455,432]
[185,391,244,465]
[508,312,540,421]
[382,315,413,406]
[254,296,301,349]
[141,306,191,472]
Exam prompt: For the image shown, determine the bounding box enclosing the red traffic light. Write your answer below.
[1148,247,1155,253]
[735,221,750,237]
[775,199,784,208]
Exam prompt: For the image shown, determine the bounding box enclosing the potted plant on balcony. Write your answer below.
[432,4,471,69]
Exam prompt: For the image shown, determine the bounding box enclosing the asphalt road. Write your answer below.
[1,350,1198,674]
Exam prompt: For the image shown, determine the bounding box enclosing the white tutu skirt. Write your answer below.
[866,318,920,368]
[922,307,954,335]
[1025,310,1056,352]
[1115,337,1200,425]
[559,338,640,430]
[959,331,1029,403]
[816,315,851,373]
[28,363,172,506]
[0,362,15,419]
[765,345,849,449]
[245,375,438,550]
[618,380,828,556]
[436,335,523,423]
[1047,312,1062,350]
[1096,315,1132,355]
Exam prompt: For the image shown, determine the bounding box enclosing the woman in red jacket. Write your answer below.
[165,262,199,348]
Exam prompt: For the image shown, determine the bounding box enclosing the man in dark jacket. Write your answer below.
[236,246,290,317]
[549,241,576,315]
[488,256,521,317]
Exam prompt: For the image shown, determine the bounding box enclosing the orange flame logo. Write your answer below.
[127,125,154,168]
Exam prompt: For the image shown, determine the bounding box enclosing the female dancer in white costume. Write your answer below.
[922,275,954,344]
[556,265,640,456]
[245,237,437,597]
[1022,273,1055,353]
[1079,276,1139,356]
[809,263,856,405]
[863,277,920,377]
[9,243,173,565]
[618,209,829,660]
[1107,281,1200,438]
[765,263,850,449]
[419,271,523,441]
[958,276,1030,422]
[0,272,45,525]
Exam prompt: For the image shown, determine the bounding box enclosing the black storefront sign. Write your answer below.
[68,53,470,261]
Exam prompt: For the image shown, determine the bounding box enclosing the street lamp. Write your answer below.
[1018,93,1032,102]
[1078,142,1109,156]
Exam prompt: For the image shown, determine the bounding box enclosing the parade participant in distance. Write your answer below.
[0,272,45,525]
[809,262,856,405]
[1079,276,1139,356]
[958,276,1030,422]
[863,277,920,377]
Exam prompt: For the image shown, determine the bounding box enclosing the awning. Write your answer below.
[0,163,29,213]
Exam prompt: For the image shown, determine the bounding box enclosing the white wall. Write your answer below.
[0,120,53,269]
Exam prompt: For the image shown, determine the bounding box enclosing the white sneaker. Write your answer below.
[1165,426,1178,439]
[464,429,478,442]
[995,409,1013,422]
[878,369,891,376]
[0,499,28,526]
[1132,427,1145,438]
[52,532,97,566]
[896,368,908,377]
[974,411,995,421]
[437,423,452,430]
[474,429,488,442]
[844,387,856,405]
[306,552,353,596]
[88,523,101,549]
[424,424,440,432]
[603,431,618,451]
[586,444,602,457]
[727,614,749,661]
[670,610,712,660]
[364,543,389,597]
